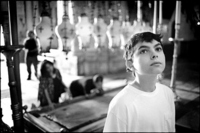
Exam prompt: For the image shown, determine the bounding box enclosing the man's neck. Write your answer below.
[133,74,157,92]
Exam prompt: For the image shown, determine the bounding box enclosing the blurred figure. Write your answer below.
[37,60,70,108]
[23,30,40,80]
[69,74,104,98]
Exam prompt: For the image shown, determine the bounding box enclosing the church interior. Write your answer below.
[0,1,199,132]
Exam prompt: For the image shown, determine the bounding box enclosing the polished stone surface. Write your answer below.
[1,56,199,132]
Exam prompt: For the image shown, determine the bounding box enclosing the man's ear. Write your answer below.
[126,60,133,69]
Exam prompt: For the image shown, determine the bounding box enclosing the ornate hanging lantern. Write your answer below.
[75,13,95,50]
[56,1,76,53]
[93,14,109,49]
[35,1,58,52]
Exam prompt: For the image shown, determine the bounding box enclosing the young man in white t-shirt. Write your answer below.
[103,32,175,132]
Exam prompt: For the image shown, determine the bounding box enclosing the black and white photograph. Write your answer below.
[0,1,199,132]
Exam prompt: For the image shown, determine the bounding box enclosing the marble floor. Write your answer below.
[1,56,199,132]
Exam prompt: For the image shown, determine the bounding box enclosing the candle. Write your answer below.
[0,25,5,46]
[175,1,181,24]
[159,1,163,24]
[57,1,63,25]
[153,1,157,33]
[137,1,142,22]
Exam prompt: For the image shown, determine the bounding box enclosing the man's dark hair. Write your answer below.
[123,32,163,73]
[93,74,103,83]
[124,32,163,61]
[40,60,55,78]
[27,30,35,37]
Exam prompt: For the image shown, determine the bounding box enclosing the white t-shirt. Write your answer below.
[103,83,175,132]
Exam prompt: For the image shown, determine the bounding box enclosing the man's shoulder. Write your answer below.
[23,38,29,45]
[108,87,138,114]
[24,38,32,42]
[156,82,173,94]
[157,82,170,89]
[70,79,80,84]
[24,38,34,45]
[110,86,136,105]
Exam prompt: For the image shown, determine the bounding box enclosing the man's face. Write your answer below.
[29,32,35,38]
[45,63,54,74]
[132,39,166,76]
[95,81,103,89]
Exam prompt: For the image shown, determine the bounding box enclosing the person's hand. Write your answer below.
[95,89,100,94]
[91,88,104,96]
[59,92,72,103]
[85,94,94,99]
[85,94,90,99]
[90,89,98,94]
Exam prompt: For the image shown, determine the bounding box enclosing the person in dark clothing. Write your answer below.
[24,30,40,80]
[37,60,69,107]
[69,74,104,98]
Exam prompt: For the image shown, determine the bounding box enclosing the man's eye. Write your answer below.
[139,50,147,54]
[156,47,163,52]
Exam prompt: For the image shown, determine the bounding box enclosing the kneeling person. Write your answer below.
[69,74,104,98]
